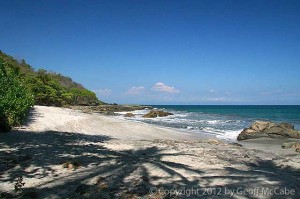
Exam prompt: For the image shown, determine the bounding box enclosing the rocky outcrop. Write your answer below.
[71,105,152,115]
[237,121,300,141]
[282,141,300,153]
[142,110,173,118]
[124,113,134,117]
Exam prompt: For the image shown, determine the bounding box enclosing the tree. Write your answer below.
[0,58,34,132]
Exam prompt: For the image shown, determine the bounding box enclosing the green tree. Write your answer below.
[0,58,34,132]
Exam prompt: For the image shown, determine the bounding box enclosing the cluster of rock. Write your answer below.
[142,110,173,118]
[237,121,300,153]
[71,105,152,115]
[123,110,174,118]
[237,121,300,141]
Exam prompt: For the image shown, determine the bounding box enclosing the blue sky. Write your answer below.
[0,0,300,105]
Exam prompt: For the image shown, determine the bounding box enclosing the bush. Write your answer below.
[0,51,103,107]
[0,58,34,132]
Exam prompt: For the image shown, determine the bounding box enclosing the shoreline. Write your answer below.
[27,105,299,154]
[0,105,299,198]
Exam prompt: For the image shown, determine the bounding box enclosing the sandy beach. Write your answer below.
[0,106,299,199]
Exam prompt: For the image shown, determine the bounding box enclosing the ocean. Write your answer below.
[117,105,300,141]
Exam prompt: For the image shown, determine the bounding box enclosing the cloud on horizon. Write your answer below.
[151,82,180,94]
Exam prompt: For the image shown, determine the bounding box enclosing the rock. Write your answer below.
[282,142,298,149]
[237,121,300,141]
[142,110,173,118]
[282,142,300,153]
[279,122,294,130]
[244,154,250,158]
[291,142,300,149]
[62,160,80,170]
[98,182,109,190]
[71,105,152,115]
[124,113,134,117]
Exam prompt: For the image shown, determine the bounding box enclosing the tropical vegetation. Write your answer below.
[0,51,102,132]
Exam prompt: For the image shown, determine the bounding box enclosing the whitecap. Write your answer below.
[216,130,243,141]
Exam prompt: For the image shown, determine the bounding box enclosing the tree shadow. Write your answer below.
[0,130,299,199]
[0,130,204,198]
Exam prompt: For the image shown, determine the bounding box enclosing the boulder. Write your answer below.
[237,121,300,141]
[142,110,173,118]
[282,142,299,149]
[124,113,134,117]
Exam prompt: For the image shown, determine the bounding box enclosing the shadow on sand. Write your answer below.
[0,130,299,198]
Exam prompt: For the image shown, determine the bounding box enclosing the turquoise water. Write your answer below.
[121,105,300,140]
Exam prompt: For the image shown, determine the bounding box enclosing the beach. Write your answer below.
[0,106,299,198]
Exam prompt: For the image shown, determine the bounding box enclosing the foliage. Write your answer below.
[0,51,103,107]
[0,50,104,131]
[0,58,34,132]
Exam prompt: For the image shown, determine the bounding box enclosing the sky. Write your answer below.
[0,0,300,105]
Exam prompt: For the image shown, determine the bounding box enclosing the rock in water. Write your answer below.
[124,113,134,117]
[142,110,173,118]
[237,121,300,141]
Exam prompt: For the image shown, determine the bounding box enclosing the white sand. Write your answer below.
[0,106,299,199]
[22,106,207,140]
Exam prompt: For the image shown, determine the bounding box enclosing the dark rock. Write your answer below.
[71,105,152,115]
[237,121,300,141]
[244,154,250,158]
[124,113,134,117]
[142,110,173,118]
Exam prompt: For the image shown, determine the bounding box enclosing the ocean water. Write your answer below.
[116,105,300,141]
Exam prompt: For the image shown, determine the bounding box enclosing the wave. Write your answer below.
[116,109,246,141]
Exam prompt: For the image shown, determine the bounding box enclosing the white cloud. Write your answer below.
[151,82,180,94]
[209,89,216,93]
[95,88,112,96]
[125,86,146,95]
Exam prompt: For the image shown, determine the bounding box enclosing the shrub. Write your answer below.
[0,58,34,132]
